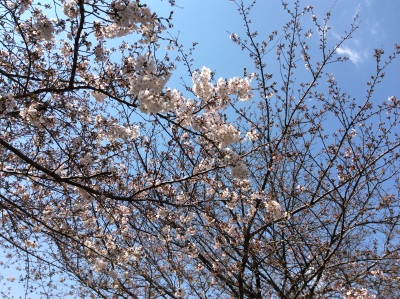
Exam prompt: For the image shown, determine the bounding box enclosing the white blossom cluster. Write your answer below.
[193,112,241,148]
[133,68,165,92]
[156,207,168,219]
[79,152,95,167]
[223,149,249,180]
[128,55,176,114]
[230,162,248,180]
[95,114,139,142]
[264,200,283,220]
[24,240,38,248]
[93,44,109,62]
[227,76,252,101]
[137,89,182,114]
[184,67,253,148]
[343,288,376,299]
[129,63,253,149]
[192,159,213,176]
[62,0,79,18]
[103,0,158,41]
[215,78,231,107]
[246,130,260,141]
[60,40,73,57]
[192,67,214,99]
[174,288,186,298]
[7,0,32,15]
[220,188,239,210]
[91,91,107,103]
[34,14,55,41]
[92,258,108,273]
[20,104,56,128]
[192,67,253,101]
[0,93,16,116]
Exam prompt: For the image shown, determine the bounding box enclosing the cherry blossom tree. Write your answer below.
[0,0,399,298]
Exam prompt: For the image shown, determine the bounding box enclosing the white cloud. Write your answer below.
[369,22,382,37]
[336,46,364,65]
[364,0,373,7]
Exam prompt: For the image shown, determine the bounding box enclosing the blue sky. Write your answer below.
[159,0,399,100]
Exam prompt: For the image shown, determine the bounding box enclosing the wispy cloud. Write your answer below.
[369,22,382,37]
[364,0,373,7]
[336,46,364,65]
